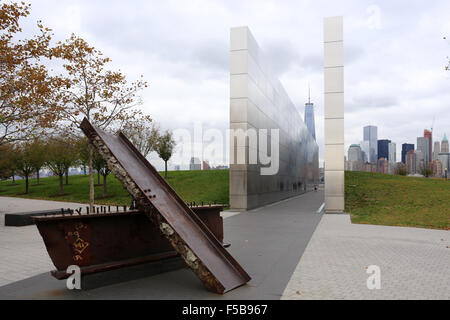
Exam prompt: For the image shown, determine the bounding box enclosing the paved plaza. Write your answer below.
[0,192,323,299]
[0,194,449,299]
[0,197,86,287]
[282,214,450,300]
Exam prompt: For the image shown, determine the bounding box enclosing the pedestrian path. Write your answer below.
[2,194,448,300]
[0,192,324,299]
[282,214,450,300]
[0,197,87,287]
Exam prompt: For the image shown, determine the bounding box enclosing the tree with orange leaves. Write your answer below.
[0,2,59,146]
[51,34,149,211]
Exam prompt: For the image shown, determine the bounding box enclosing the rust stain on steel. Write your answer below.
[33,206,226,280]
[35,210,174,276]
[80,118,250,294]
[65,222,90,263]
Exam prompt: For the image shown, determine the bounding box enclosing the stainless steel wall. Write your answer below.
[229,26,319,211]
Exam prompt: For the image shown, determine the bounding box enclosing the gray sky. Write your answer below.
[23,0,450,169]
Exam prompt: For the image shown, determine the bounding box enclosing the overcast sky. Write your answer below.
[22,0,450,170]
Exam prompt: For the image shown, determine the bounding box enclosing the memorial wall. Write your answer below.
[323,16,345,212]
[229,26,319,211]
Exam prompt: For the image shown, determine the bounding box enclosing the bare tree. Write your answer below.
[121,117,160,157]
[99,160,111,198]
[92,150,105,186]
[395,162,407,176]
[45,135,77,195]
[15,143,35,194]
[0,143,17,182]
[27,138,47,185]
[74,136,89,176]
[420,165,433,178]
[92,150,111,197]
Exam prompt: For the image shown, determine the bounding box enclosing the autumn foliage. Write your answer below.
[0,3,179,207]
[0,2,60,145]
[50,34,150,131]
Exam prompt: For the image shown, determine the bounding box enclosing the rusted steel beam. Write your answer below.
[79,118,250,294]
[34,206,226,280]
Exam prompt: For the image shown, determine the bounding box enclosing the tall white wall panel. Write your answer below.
[324,16,345,212]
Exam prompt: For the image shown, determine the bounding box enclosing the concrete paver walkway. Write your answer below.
[0,196,86,215]
[0,197,87,287]
[1,194,449,299]
[282,214,450,300]
[0,192,324,299]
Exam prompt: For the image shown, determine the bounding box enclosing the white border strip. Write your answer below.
[316,203,325,214]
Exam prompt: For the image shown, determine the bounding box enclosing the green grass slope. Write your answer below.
[2,169,448,230]
[345,171,449,230]
[0,170,229,206]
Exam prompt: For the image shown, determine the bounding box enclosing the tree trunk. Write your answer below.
[59,174,64,195]
[97,171,101,185]
[103,173,107,197]
[36,169,40,184]
[83,165,86,176]
[65,167,69,185]
[164,160,168,179]
[25,175,29,194]
[88,145,95,212]
[12,173,15,183]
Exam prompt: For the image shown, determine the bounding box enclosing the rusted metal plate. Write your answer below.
[34,211,174,275]
[33,206,226,279]
[80,118,250,294]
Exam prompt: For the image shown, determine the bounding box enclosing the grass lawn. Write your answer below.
[0,170,229,206]
[2,169,448,230]
[345,171,450,230]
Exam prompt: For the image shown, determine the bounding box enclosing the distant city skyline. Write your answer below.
[350,123,448,165]
[17,1,450,171]
[346,122,449,177]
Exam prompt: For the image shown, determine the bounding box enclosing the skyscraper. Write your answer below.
[363,125,378,163]
[388,142,396,164]
[406,150,416,174]
[433,141,440,161]
[377,139,391,160]
[360,140,370,163]
[304,87,316,140]
[401,143,414,163]
[424,129,432,161]
[377,157,388,174]
[438,152,449,175]
[347,144,363,171]
[441,134,450,177]
[415,149,425,173]
[348,144,362,161]
[442,133,449,153]
[189,157,201,170]
[431,159,443,177]
[202,161,211,170]
[417,137,430,164]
